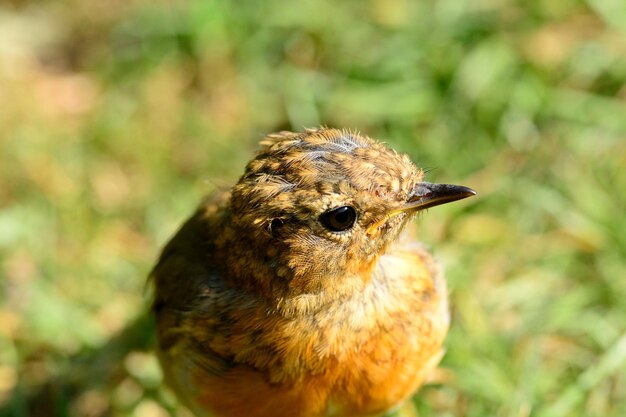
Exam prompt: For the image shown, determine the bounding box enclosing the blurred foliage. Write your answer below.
[1,0,625,416]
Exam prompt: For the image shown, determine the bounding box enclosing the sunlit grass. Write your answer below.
[1,1,625,416]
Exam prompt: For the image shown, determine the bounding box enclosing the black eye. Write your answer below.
[320,206,357,232]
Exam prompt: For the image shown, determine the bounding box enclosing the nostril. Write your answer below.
[270,218,284,236]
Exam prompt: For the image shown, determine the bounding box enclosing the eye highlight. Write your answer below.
[320,206,357,232]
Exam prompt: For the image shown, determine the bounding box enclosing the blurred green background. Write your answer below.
[1,0,626,416]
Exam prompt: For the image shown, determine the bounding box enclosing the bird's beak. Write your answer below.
[366,182,476,237]
[400,182,476,213]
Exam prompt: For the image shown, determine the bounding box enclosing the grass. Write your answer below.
[1,0,625,416]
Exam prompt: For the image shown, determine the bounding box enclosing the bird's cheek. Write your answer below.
[347,253,378,280]
[339,240,372,278]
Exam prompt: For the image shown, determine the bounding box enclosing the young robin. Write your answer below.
[151,128,475,417]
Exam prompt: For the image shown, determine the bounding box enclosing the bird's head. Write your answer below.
[224,128,475,300]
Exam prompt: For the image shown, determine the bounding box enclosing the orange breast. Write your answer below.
[188,348,444,417]
[162,246,448,417]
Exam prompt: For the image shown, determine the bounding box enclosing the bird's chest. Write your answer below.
[188,302,446,417]
[225,286,447,416]
[183,253,449,417]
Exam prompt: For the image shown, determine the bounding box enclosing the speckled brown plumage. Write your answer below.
[151,128,475,417]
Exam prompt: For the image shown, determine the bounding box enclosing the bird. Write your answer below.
[150,127,476,417]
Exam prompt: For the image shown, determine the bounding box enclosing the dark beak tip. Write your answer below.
[463,186,478,198]
[404,182,478,211]
[405,182,477,211]
[453,186,477,203]
[439,184,477,200]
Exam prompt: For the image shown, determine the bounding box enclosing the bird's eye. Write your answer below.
[320,206,357,232]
